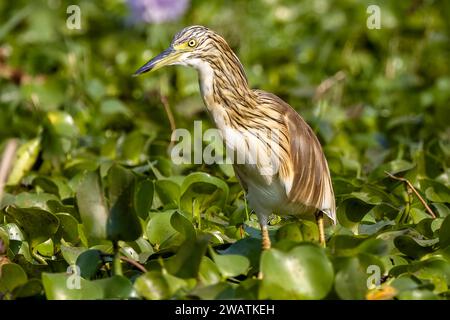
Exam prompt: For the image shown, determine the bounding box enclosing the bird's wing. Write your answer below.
[254,90,336,224]
[284,107,336,224]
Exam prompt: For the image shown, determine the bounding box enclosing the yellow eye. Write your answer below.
[188,39,197,47]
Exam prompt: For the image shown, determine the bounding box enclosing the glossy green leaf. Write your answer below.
[55,213,79,243]
[210,247,250,278]
[76,249,103,279]
[146,210,184,249]
[76,170,108,239]
[93,275,135,299]
[154,179,180,208]
[134,179,154,219]
[5,206,59,247]
[36,238,54,257]
[42,273,103,300]
[219,237,261,270]
[439,215,450,249]
[12,279,43,298]
[259,245,334,299]
[61,245,87,265]
[14,192,59,211]
[7,138,40,186]
[0,263,28,293]
[394,235,434,259]
[106,164,142,241]
[165,235,210,279]
[337,197,375,230]
[134,271,170,300]
[198,257,221,285]
[180,172,229,214]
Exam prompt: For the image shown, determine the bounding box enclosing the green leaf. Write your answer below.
[61,245,87,265]
[170,211,195,240]
[106,165,142,242]
[12,279,43,298]
[209,247,250,278]
[397,289,439,300]
[42,273,103,300]
[134,179,154,219]
[334,257,369,300]
[7,138,40,186]
[165,235,210,279]
[100,98,130,116]
[219,237,261,270]
[14,192,59,211]
[420,179,450,203]
[76,249,103,279]
[55,213,79,243]
[76,170,108,240]
[335,252,384,300]
[154,179,180,208]
[0,263,28,293]
[93,275,134,299]
[259,245,334,299]
[337,197,375,230]
[36,238,54,257]
[5,206,59,247]
[370,160,414,181]
[146,210,184,249]
[46,111,78,138]
[180,172,229,215]
[134,271,170,300]
[121,131,146,164]
[198,257,221,285]
[411,258,450,293]
[394,235,434,259]
[439,215,450,249]
[276,223,303,242]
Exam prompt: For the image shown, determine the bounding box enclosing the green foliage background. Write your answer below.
[0,0,449,300]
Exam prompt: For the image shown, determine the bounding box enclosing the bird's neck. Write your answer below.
[190,56,253,116]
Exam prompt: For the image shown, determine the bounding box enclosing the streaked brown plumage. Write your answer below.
[134,25,336,249]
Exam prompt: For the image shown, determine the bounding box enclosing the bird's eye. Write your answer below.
[188,39,197,47]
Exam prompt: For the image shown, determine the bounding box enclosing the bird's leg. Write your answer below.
[261,224,271,250]
[258,224,271,280]
[315,211,326,248]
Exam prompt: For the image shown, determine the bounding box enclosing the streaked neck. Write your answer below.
[188,56,252,111]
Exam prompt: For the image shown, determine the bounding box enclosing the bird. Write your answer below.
[134,25,336,250]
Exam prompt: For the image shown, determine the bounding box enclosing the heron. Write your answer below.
[134,26,336,250]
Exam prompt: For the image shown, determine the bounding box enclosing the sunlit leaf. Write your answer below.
[259,245,334,299]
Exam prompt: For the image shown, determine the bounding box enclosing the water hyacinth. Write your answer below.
[127,0,190,24]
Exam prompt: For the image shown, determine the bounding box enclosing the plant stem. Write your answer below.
[112,241,123,276]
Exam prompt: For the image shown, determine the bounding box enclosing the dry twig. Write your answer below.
[120,256,147,273]
[0,139,18,202]
[160,94,177,150]
[385,171,436,219]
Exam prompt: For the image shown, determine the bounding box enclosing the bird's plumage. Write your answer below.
[134,25,336,243]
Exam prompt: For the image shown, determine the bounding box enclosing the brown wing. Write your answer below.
[284,108,336,223]
[254,90,336,224]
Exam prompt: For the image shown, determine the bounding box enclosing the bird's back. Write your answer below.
[233,90,336,224]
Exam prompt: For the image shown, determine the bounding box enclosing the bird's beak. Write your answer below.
[133,47,180,76]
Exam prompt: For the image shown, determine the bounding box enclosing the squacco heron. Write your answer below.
[134,26,336,249]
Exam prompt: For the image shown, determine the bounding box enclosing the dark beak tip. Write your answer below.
[132,67,150,77]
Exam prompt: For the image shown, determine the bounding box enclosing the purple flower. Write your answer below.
[127,0,190,24]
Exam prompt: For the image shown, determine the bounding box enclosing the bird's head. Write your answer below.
[134,25,224,75]
[133,25,248,82]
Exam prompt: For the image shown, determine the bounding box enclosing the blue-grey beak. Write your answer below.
[133,47,178,76]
